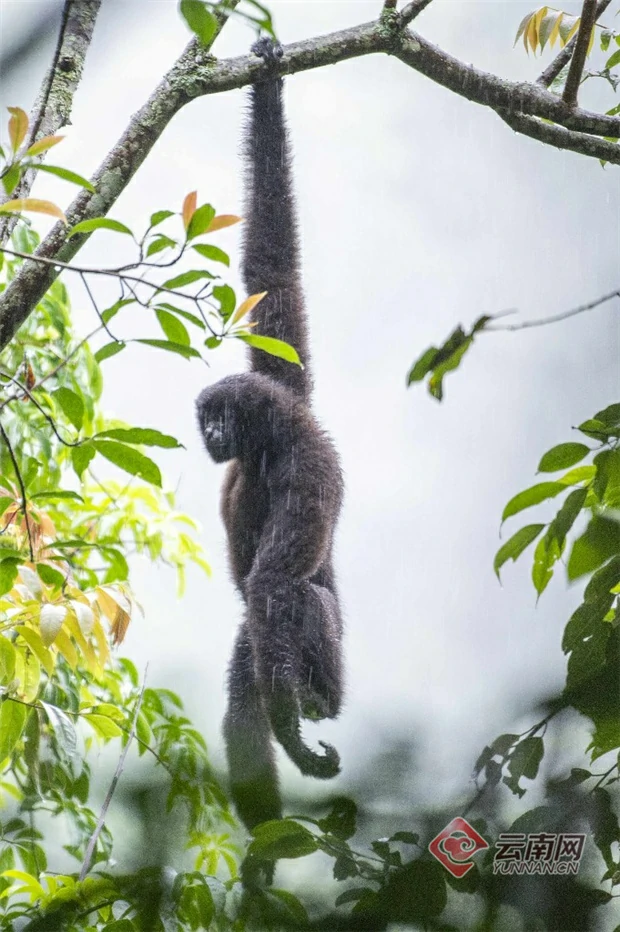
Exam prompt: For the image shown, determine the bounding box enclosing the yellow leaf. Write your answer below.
[54,628,78,668]
[514,10,533,46]
[206,214,242,233]
[92,617,110,669]
[26,135,64,157]
[15,626,54,676]
[549,11,563,48]
[0,198,67,223]
[182,191,197,231]
[15,651,40,702]
[230,291,267,327]
[94,587,119,622]
[526,12,538,53]
[65,613,100,677]
[7,107,28,153]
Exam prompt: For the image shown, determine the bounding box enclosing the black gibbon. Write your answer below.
[196,38,345,832]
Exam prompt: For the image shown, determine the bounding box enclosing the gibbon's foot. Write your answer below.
[251,36,284,63]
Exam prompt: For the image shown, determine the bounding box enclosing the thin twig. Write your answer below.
[537,0,612,88]
[0,420,33,560]
[399,0,435,27]
[0,247,213,305]
[79,271,118,343]
[563,0,599,107]
[0,327,101,413]
[0,368,81,446]
[486,287,620,332]
[79,666,148,881]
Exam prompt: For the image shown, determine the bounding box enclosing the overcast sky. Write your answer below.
[1,0,618,815]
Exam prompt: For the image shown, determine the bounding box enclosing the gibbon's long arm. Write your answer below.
[241,40,311,402]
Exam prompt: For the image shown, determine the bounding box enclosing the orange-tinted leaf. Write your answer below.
[7,107,28,153]
[206,214,242,233]
[230,291,267,326]
[0,198,67,223]
[182,191,198,231]
[26,134,64,156]
[110,607,130,645]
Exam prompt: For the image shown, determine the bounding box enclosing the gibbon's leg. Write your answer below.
[298,582,344,722]
[223,620,282,830]
[245,516,341,779]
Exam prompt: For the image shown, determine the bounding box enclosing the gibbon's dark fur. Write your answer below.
[196,38,345,833]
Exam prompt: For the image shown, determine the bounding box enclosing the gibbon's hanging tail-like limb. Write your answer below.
[196,37,345,834]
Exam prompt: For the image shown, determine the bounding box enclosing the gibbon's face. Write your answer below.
[201,406,239,462]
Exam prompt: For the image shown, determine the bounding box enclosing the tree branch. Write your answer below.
[486,287,620,331]
[399,0,435,27]
[79,670,147,881]
[497,109,620,165]
[0,0,103,246]
[1,8,618,352]
[562,0,599,107]
[537,0,612,88]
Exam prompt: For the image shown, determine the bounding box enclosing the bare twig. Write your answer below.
[79,272,118,343]
[79,668,148,881]
[0,1,103,246]
[399,0,435,27]
[0,420,34,560]
[498,109,620,165]
[1,6,619,350]
[486,287,620,332]
[563,0,599,107]
[537,0,612,87]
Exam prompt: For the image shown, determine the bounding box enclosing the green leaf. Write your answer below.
[205,336,222,350]
[187,203,216,240]
[93,440,162,487]
[101,298,134,324]
[501,482,565,522]
[155,303,205,330]
[238,333,302,366]
[505,736,544,798]
[161,269,214,290]
[212,283,236,321]
[34,164,95,192]
[95,341,126,363]
[317,797,357,841]
[146,235,177,258]
[606,48,620,69]
[548,487,588,548]
[248,819,319,861]
[494,524,545,579]
[71,443,95,478]
[36,564,65,588]
[83,713,123,739]
[0,700,27,762]
[584,556,620,603]
[0,637,16,686]
[593,449,620,506]
[428,331,473,401]
[180,0,218,45]
[156,309,190,346]
[52,386,84,431]
[568,516,620,580]
[378,860,447,923]
[96,427,183,449]
[150,209,174,227]
[594,402,620,430]
[0,560,18,597]
[578,418,608,440]
[562,595,614,653]
[136,339,200,360]
[69,217,133,237]
[538,443,590,472]
[407,347,439,385]
[389,831,419,845]
[557,465,596,486]
[532,533,562,597]
[2,164,21,195]
[192,242,230,266]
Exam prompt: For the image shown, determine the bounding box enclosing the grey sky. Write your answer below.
[1,0,618,811]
